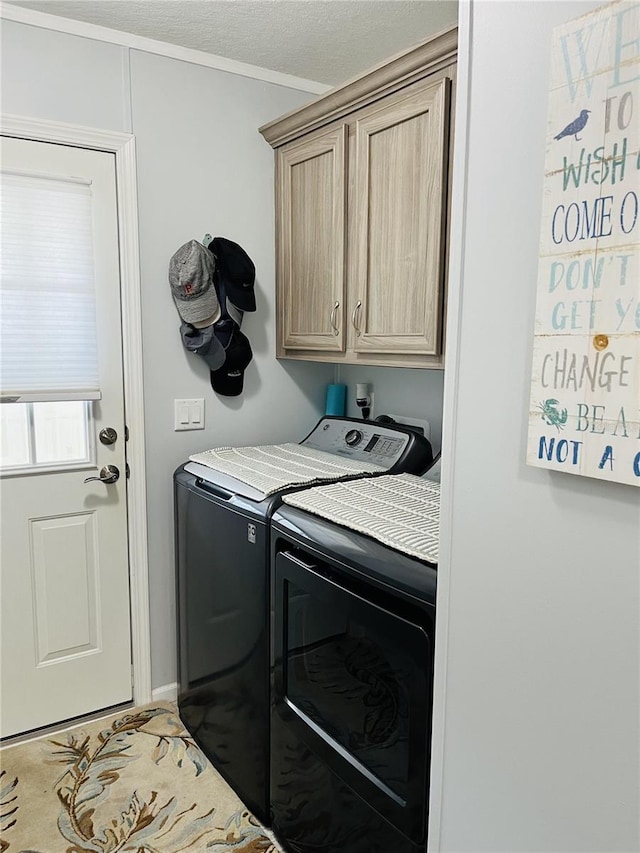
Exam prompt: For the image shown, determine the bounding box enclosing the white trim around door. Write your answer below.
[1,112,152,710]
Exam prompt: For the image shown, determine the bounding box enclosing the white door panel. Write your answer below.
[0,138,132,738]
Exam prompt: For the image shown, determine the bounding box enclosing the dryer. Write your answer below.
[269,473,440,852]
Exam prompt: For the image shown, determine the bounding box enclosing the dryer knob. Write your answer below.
[345,429,363,447]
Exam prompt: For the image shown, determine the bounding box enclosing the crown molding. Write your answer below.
[260,25,458,148]
[0,2,331,95]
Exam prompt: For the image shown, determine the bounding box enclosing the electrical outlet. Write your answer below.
[174,398,205,431]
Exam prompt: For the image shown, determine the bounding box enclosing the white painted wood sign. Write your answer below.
[527,0,640,486]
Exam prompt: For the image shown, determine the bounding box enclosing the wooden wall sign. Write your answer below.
[527,0,640,486]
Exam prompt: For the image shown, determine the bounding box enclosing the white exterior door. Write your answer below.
[0,137,132,738]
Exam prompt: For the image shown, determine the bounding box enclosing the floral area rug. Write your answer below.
[0,702,281,852]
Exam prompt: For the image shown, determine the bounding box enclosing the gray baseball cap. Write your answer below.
[180,321,226,370]
[169,240,221,325]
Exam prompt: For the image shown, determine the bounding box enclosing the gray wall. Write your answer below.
[437,2,639,850]
[127,51,334,689]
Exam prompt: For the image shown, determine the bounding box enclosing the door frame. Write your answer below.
[426,3,471,850]
[1,113,152,709]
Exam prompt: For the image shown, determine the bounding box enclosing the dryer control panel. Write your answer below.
[301,417,433,475]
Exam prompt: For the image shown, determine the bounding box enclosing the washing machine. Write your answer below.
[174,417,434,824]
[269,472,440,852]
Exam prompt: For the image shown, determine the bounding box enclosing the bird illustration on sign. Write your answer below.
[554,109,591,141]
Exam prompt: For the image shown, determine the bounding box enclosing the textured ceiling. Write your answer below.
[9,0,458,86]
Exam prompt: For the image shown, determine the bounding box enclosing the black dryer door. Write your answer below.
[273,548,433,844]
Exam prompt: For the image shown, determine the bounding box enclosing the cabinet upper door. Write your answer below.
[352,78,450,356]
[277,125,347,352]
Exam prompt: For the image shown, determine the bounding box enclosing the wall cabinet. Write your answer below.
[260,27,457,369]
[278,125,347,353]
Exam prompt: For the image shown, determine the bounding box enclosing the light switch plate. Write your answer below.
[174,398,205,431]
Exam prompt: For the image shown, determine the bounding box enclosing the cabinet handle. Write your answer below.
[329,301,340,335]
[351,301,362,336]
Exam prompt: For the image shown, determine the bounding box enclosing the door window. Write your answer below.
[0,401,93,473]
[0,161,101,475]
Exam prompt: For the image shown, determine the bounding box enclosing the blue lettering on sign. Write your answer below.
[634,452,640,477]
[612,6,640,88]
[548,257,605,292]
[598,445,615,471]
[560,24,602,101]
[538,436,582,465]
[551,197,614,244]
[562,140,627,189]
[620,191,638,234]
[560,8,639,100]
[550,300,599,331]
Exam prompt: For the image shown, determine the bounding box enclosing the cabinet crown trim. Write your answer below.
[259,25,457,148]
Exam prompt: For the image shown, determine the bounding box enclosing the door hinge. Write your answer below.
[131,663,135,688]
[126,463,130,479]
[125,424,130,441]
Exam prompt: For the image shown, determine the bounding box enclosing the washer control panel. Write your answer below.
[301,416,432,474]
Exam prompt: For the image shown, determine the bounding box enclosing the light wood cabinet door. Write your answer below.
[277,125,347,351]
[351,78,450,355]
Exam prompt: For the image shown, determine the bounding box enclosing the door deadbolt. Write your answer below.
[99,427,118,445]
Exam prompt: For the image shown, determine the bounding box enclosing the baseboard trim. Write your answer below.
[151,682,178,703]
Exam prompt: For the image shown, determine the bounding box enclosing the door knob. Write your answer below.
[84,465,120,485]
[99,427,118,445]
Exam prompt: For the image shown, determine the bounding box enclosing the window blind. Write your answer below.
[0,170,101,402]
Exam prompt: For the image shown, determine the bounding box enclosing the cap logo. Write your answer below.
[183,282,194,296]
